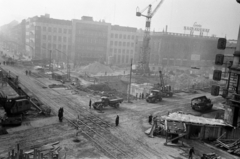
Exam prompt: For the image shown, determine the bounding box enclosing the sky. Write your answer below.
[0,0,240,39]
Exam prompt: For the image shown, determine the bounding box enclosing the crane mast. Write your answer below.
[136,0,165,76]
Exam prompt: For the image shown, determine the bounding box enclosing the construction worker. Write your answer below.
[148,114,153,125]
[115,115,119,126]
[89,99,92,109]
[58,107,64,122]
[26,70,28,76]
[189,147,195,159]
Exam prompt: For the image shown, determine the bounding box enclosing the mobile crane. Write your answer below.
[136,0,165,76]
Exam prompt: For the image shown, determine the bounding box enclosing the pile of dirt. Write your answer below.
[87,83,113,92]
[78,62,113,75]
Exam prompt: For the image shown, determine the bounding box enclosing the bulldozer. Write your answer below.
[93,96,123,111]
[0,96,31,126]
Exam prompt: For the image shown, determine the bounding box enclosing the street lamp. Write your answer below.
[55,48,70,81]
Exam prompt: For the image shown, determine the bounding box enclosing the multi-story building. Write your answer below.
[108,25,137,65]
[145,32,224,71]
[25,14,73,62]
[72,16,110,66]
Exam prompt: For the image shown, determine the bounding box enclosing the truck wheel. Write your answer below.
[115,103,120,109]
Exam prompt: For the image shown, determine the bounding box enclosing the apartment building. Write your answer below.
[25,14,73,62]
[72,16,110,66]
[108,25,137,65]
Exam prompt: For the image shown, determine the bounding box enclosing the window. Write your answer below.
[48,35,51,41]
[58,36,62,42]
[53,28,57,33]
[122,49,125,53]
[53,36,57,41]
[58,28,62,33]
[68,29,72,34]
[118,49,121,53]
[63,45,66,51]
[64,29,67,34]
[48,27,52,32]
[48,43,51,48]
[132,35,135,39]
[114,49,117,53]
[115,41,118,46]
[119,34,122,39]
[110,41,113,46]
[123,35,126,39]
[131,50,133,54]
[115,34,118,38]
[63,37,67,42]
[131,43,134,47]
[128,35,130,39]
[43,27,46,31]
[110,48,113,52]
[43,35,46,40]
[111,34,113,38]
[53,44,56,49]
[58,45,62,49]
[127,50,129,54]
[119,41,122,46]
[123,42,126,46]
[127,42,130,47]
[42,43,46,48]
[68,37,72,43]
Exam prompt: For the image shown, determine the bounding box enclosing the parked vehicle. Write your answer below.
[191,96,213,112]
[93,96,123,111]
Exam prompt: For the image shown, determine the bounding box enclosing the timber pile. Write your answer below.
[215,136,240,155]
[4,142,61,159]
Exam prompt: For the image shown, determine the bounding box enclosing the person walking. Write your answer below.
[26,70,28,76]
[189,147,195,159]
[115,115,119,126]
[148,114,153,125]
[89,99,92,109]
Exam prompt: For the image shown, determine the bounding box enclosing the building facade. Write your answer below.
[108,25,137,65]
[72,16,110,66]
[25,14,73,62]
[144,32,224,71]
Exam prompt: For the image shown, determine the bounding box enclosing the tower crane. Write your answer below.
[136,0,165,75]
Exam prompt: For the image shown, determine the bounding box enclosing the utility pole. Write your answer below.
[49,50,53,77]
[127,58,133,102]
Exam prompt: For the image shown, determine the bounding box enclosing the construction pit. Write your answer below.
[0,57,238,159]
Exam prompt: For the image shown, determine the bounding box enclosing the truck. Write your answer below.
[93,96,123,111]
[146,90,162,103]
[155,71,173,97]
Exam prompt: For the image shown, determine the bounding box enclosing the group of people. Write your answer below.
[2,61,14,65]
[136,92,146,99]
[25,70,32,76]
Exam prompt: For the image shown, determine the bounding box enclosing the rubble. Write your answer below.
[77,61,113,75]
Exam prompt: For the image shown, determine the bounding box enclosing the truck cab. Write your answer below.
[146,90,162,103]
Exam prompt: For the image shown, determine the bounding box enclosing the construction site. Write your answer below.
[0,0,240,159]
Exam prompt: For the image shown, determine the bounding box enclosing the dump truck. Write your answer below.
[191,96,213,112]
[0,96,31,126]
[93,96,123,111]
[146,90,162,103]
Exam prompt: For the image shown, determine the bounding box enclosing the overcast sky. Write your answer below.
[0,0,240,39]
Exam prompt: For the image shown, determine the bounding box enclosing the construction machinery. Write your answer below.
[0,96,31,126]
[93,96,123,111]
[136,0,165,76]
[191,96,213,112]
[146,90,162,103]
[152,71,173,97]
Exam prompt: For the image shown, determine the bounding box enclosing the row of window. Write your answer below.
[111,33,135,40]
[110,41,135,47]
[113,54,131,64]
[42,43,71,50]
[110,48,134,54]
[42,26,72,34]
[42,35,72,43]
